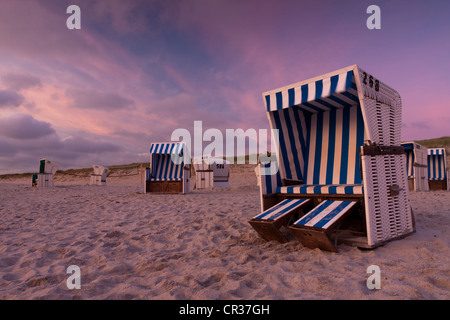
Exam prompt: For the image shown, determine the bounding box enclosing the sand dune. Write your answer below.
[0,165,449,300]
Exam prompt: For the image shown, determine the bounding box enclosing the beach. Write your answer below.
[0,165,449,300]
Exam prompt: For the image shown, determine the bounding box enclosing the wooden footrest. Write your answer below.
[289,200,358,252]
[249,198,311,243]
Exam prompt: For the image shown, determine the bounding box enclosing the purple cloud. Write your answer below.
[0,113,55,139]
[0,90,24,108]
[67,88,135,111]
[2,72,42,91]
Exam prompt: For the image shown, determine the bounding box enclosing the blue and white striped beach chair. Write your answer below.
[427,148,449,191]
[251,65,415,251]
[401,142,429,191]
[145,142,191,193]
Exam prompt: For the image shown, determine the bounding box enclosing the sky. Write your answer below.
[0,0,449,173]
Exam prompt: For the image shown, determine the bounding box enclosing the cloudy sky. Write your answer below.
[0,0,449,173]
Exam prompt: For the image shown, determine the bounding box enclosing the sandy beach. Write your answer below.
[0,165,449,300]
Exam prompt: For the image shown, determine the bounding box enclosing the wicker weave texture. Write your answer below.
[362,152,413,247]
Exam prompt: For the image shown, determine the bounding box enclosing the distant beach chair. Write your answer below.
[90,165,110,186]
[250,65,415,252]
[193,156,213,189]
[427,148,449,191]
[145,142,190,194]
[32,158,58,187]
[193,155,230,189]
[401,142,429,191]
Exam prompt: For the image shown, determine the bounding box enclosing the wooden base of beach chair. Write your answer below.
[428,180,447,191]
[145,180,183,193]
[289,200,358,252]
[249,198,311,243]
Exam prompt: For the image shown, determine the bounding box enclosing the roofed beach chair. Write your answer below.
[210,157,230,188]
[249,65,415,252]
[32,158,58,188]
[193,155,230,189]
[401,142,429,191]
[427,148,449,191]
[193,156,213,189]
[145,142,191,194]
[90,165,110,186]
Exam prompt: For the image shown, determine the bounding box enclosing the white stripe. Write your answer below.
[336,73,347,93]
[333,108,343,184]
[304,201,343,227]
[282,90,289,109]
[322,77,331,97]
[307,113,317,184]
[294,86,302,105]
[261,200,296,220]
[307,82,316,102]
[347,106,357,183]
[321,202,354,229]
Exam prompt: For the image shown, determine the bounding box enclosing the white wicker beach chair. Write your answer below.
[90,165,110,186]
[401,142,429,191]
[193,155,230,189]
[249,65,415,251]
[32,158,58,188]
[145,142,190,194]
[427,148,449,191]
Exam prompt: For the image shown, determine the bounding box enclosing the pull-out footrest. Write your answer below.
[249,198,311,243]
[289,200,358,252]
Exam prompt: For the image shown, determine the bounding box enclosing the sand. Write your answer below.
[0,165,449,300]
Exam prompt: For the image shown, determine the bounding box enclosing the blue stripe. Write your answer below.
[295,200,334,226]
[340,91,359,104]
[276,92,283,110]
[264,164,273,194]
[330,75,339,94]
[283,108,302,180]
[301,84,308,104]
[346,71,354,90]
[273,111,292,179]
[315,80,323,99]
[314,98,337,111]
[288,88,295,107]
[265,95,271,111]
[326,109,336,184]
[354,105,364,184]
[327,94,353,108]
[314,201,353,228]
[302,102,325,113]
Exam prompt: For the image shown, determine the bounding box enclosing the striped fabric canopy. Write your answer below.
[266,100,366,186]
[428,148,446,180]
[428,148,445,155]
[264,70,359,113]
[149,142,184,155]
[402,143,415,179]
[149,142,185,181]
